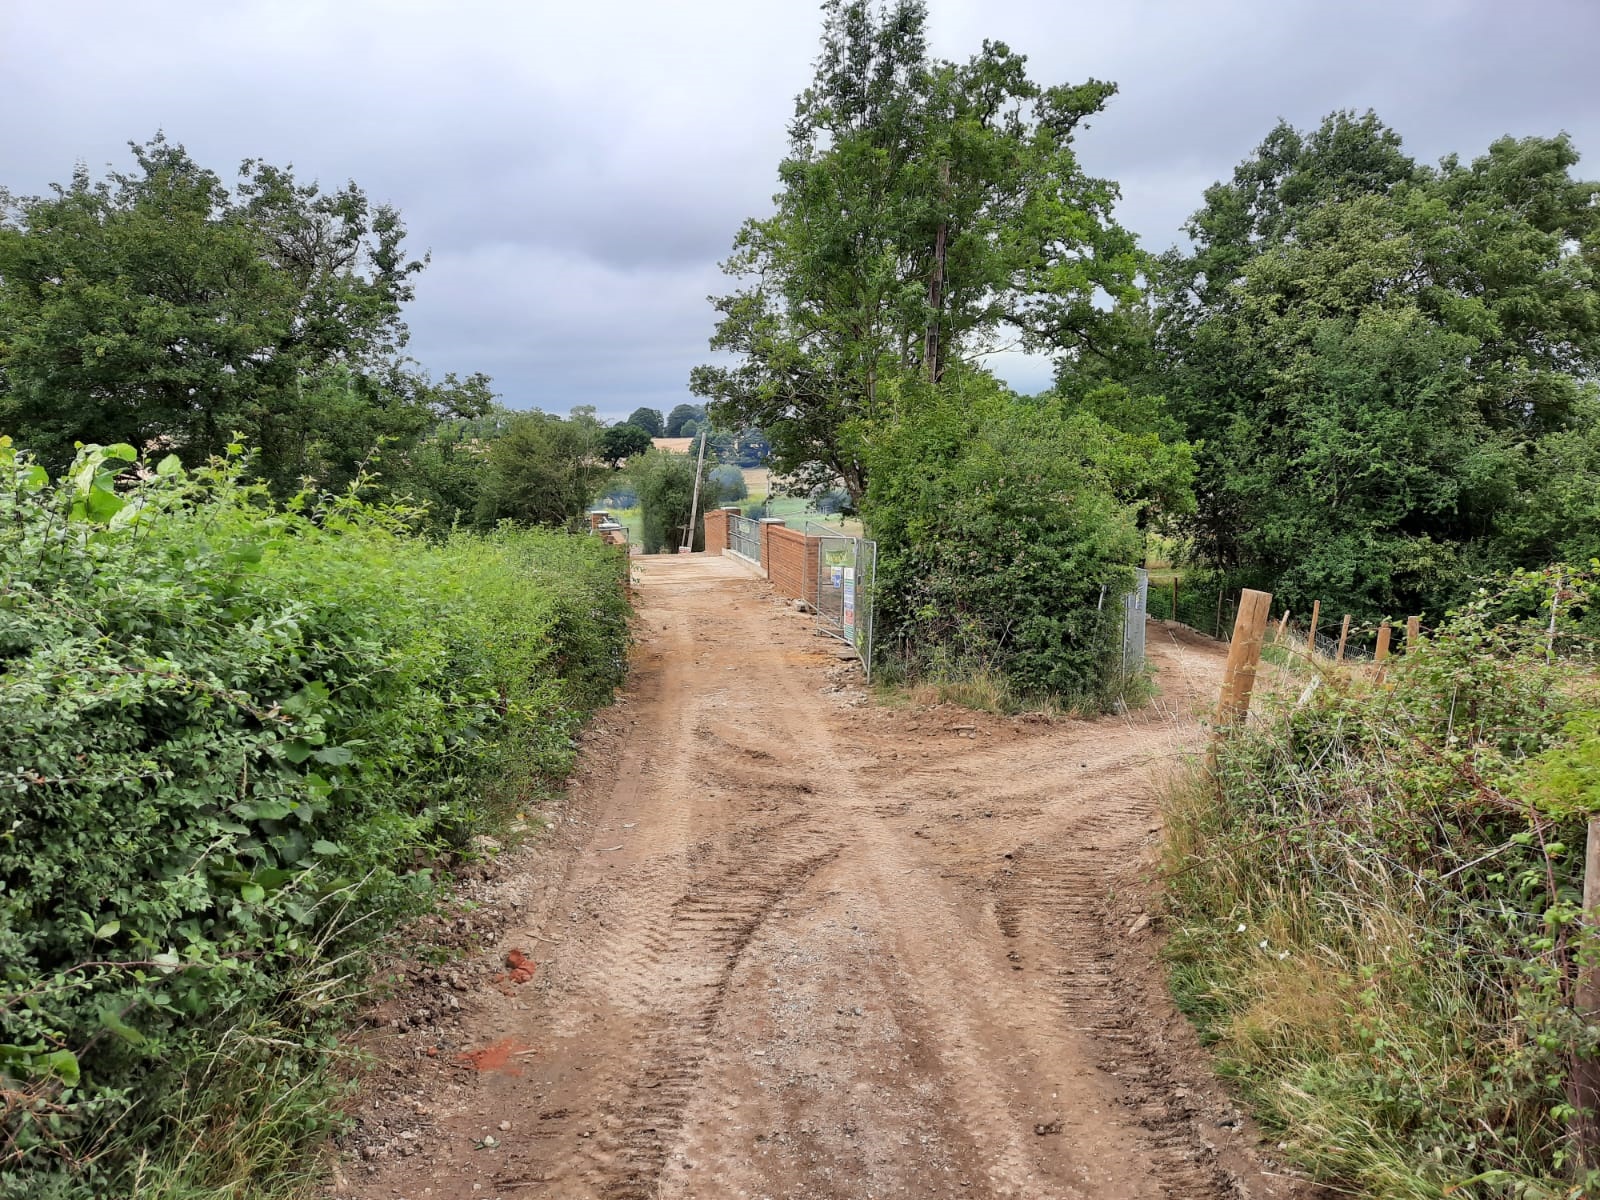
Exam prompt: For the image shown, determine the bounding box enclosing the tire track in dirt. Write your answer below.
[341,558,1319,1200]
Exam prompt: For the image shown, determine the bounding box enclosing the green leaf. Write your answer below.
[151,951,181,974]
[93,919,120,940]
[155,453,183,476]
[84,485,125,522]
[235,797,293,820]
[283,739,314,764]
[311,840,341,856]
[97,1007,146,1047]
[312,745,355,766]
[240,883,265,903]
[41,1049,79,1087]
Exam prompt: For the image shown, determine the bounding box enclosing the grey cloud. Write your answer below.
[3,0,1596,420]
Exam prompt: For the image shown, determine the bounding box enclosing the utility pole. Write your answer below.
[681,429,709,553]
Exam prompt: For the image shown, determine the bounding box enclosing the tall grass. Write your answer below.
[1163,568,1600,1198]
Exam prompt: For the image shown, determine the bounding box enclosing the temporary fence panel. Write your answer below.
[809,524,877,681]
[728,514,762,564]
[1122,568,1149,672]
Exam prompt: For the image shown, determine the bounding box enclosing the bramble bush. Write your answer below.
[1164,566,1600,1197]
[0,440,628,1198]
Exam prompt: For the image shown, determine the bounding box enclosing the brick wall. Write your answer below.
[764,526,825,608]
[703,507,733,555]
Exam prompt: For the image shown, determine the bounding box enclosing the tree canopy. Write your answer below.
[626,406,665,437]
[664,403,705,438]
[1156,112,1600,619]
[691,0,1140,504]
[0,135,461,494]
[601,421,653,467]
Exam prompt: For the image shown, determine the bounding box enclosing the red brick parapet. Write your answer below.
[704,507,735,555]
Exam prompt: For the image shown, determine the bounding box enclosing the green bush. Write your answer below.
[1164,567,1600,1197]
[863,374,1192,710]
[0,440,628,1197]
[708,464,748,502]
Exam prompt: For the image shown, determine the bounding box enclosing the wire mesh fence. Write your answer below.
[1121,569,1148,672]
[808,523,877,681]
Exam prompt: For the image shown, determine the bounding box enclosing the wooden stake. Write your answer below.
[1375,621,1392,662]
[1277,610,1290,640]
[1406,615,1421,651]
[1336,614,1351,663]
[1214,589,1274,729]
[1572,820,1600,1163]
[1172,576,1179,624]
[1306,600,1321,659]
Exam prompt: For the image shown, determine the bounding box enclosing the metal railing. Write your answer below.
[728,514,761,563]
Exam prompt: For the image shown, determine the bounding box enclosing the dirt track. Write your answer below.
[341,554,1314,1200]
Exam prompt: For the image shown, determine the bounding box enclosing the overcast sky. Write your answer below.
[3,1,1597,420]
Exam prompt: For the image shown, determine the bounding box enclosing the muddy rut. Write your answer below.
[341,554,1314,1200]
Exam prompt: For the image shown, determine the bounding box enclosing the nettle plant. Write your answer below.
[0,439,626,1189]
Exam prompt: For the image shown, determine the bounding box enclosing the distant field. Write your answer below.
[597,468,865,550]
[740,467,863,537]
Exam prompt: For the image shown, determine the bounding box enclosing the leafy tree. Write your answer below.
[728,426,771,467]
[708,463,748,501]
[600,421,653,468]
[381,398,508,534]
[664,403,705,438]
[692,0,1140,504]
[624,448,722,553]
[0,135,438,488]
[1157,113,1600,619]
[475,410,603,528]
[626,406,665,437]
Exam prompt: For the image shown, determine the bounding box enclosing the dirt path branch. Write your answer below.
[340,555,1318,1200]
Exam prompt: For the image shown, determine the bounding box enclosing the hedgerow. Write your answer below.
[1164,567,1600,1197]
[0,440,628,1197]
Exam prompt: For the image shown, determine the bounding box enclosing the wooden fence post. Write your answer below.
[1336,614,1351,663]
[1214,589,1274,729]
[1306,600,1321,659]
[1172,576,1179,623]
[1375,621,1392,663]
[1406,615,1421,651]
[1573,822,1600,1163]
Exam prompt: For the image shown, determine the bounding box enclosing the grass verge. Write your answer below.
[1161,568,1600,1199]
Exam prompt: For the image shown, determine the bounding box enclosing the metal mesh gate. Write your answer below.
[809,526,877,680]
[1122,568,1149,672]
[728,514,761,563]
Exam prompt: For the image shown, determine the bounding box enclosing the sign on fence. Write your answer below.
[809,526,876,681]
